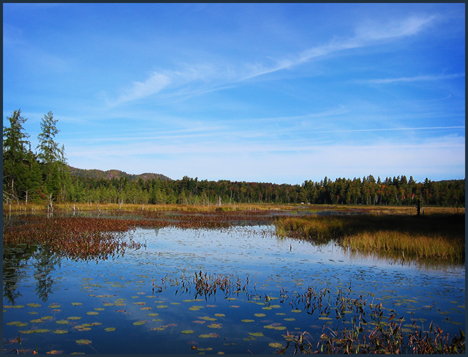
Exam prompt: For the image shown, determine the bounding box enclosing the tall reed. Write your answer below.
[274,214,465,264]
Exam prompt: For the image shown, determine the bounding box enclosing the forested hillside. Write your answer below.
[3,109,465,207]
[68,166,171,182]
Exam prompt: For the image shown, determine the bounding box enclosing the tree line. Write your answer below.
[3,109,465,207]
[70,174,464,208]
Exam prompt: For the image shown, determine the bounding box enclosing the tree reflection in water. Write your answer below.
[31,246,61,302]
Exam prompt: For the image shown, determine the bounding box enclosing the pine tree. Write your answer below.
[36,111,64,201]
[25,150,43,203]
[3,109,31,202]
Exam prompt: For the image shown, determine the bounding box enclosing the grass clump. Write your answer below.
[275,214,465,264]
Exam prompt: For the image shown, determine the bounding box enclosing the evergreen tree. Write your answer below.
[3,109,31,202]
[27,151,43,203]
[36,111,63,201]
[57,144,72,202]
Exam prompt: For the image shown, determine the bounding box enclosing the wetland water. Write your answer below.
[3,224,465,354]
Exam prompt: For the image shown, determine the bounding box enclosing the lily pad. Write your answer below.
[34,329,51,333]
[181,330,195,334]
[55,320,69,325]
[104,327,116,332]
[214,313,225,317]
[133,321,146,326]
[254,313,266,317]
[54,330,68,334]
[71,303,82,306]
[76,339,92,345]
[86,311,99,315]
[207,323,222,329]
[152,327,165,331]
[249,332,264,337]
[269,342,284,348]
[148,313,159,317]
[242,319,255,323]
[67,316,82,320]
[189,306,203,311]
[199,316,217,321]
[7,321,28,327]
[4,305,25,309]
[156,305,168,309]
[27,303,41,308]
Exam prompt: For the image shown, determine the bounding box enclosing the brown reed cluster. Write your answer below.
[191,271,247,299]
[3,215,144,261]
[278,287,465,354]
[280,322,465,354]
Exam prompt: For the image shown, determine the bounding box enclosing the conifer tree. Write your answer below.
[3,110,31,202]
[36,111,65,201]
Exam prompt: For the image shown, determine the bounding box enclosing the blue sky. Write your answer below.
[3,3,465,184]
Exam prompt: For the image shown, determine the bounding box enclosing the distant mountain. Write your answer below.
[68,166,172,181]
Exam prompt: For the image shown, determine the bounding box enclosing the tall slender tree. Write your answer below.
[36,111,65,201]
[3,109,31,202]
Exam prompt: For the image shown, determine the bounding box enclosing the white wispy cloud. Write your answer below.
[302,126,465,134]
[354,15,437,41]
[242,14,438,81]
[109,14,438,106]
[359,73,465,84]
[113,72,171,106]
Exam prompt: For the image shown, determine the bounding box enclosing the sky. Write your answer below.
[3,3,465,185]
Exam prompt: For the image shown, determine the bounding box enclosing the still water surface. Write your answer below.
[3,225,465,354]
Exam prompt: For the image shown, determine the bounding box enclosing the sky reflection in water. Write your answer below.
[3,226,465,354]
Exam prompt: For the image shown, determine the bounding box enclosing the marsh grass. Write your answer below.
[275,214,465,264]
[3,202,293,213]
[4,202,463,215]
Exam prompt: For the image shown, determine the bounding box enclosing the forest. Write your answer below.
[3,109,465,207]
